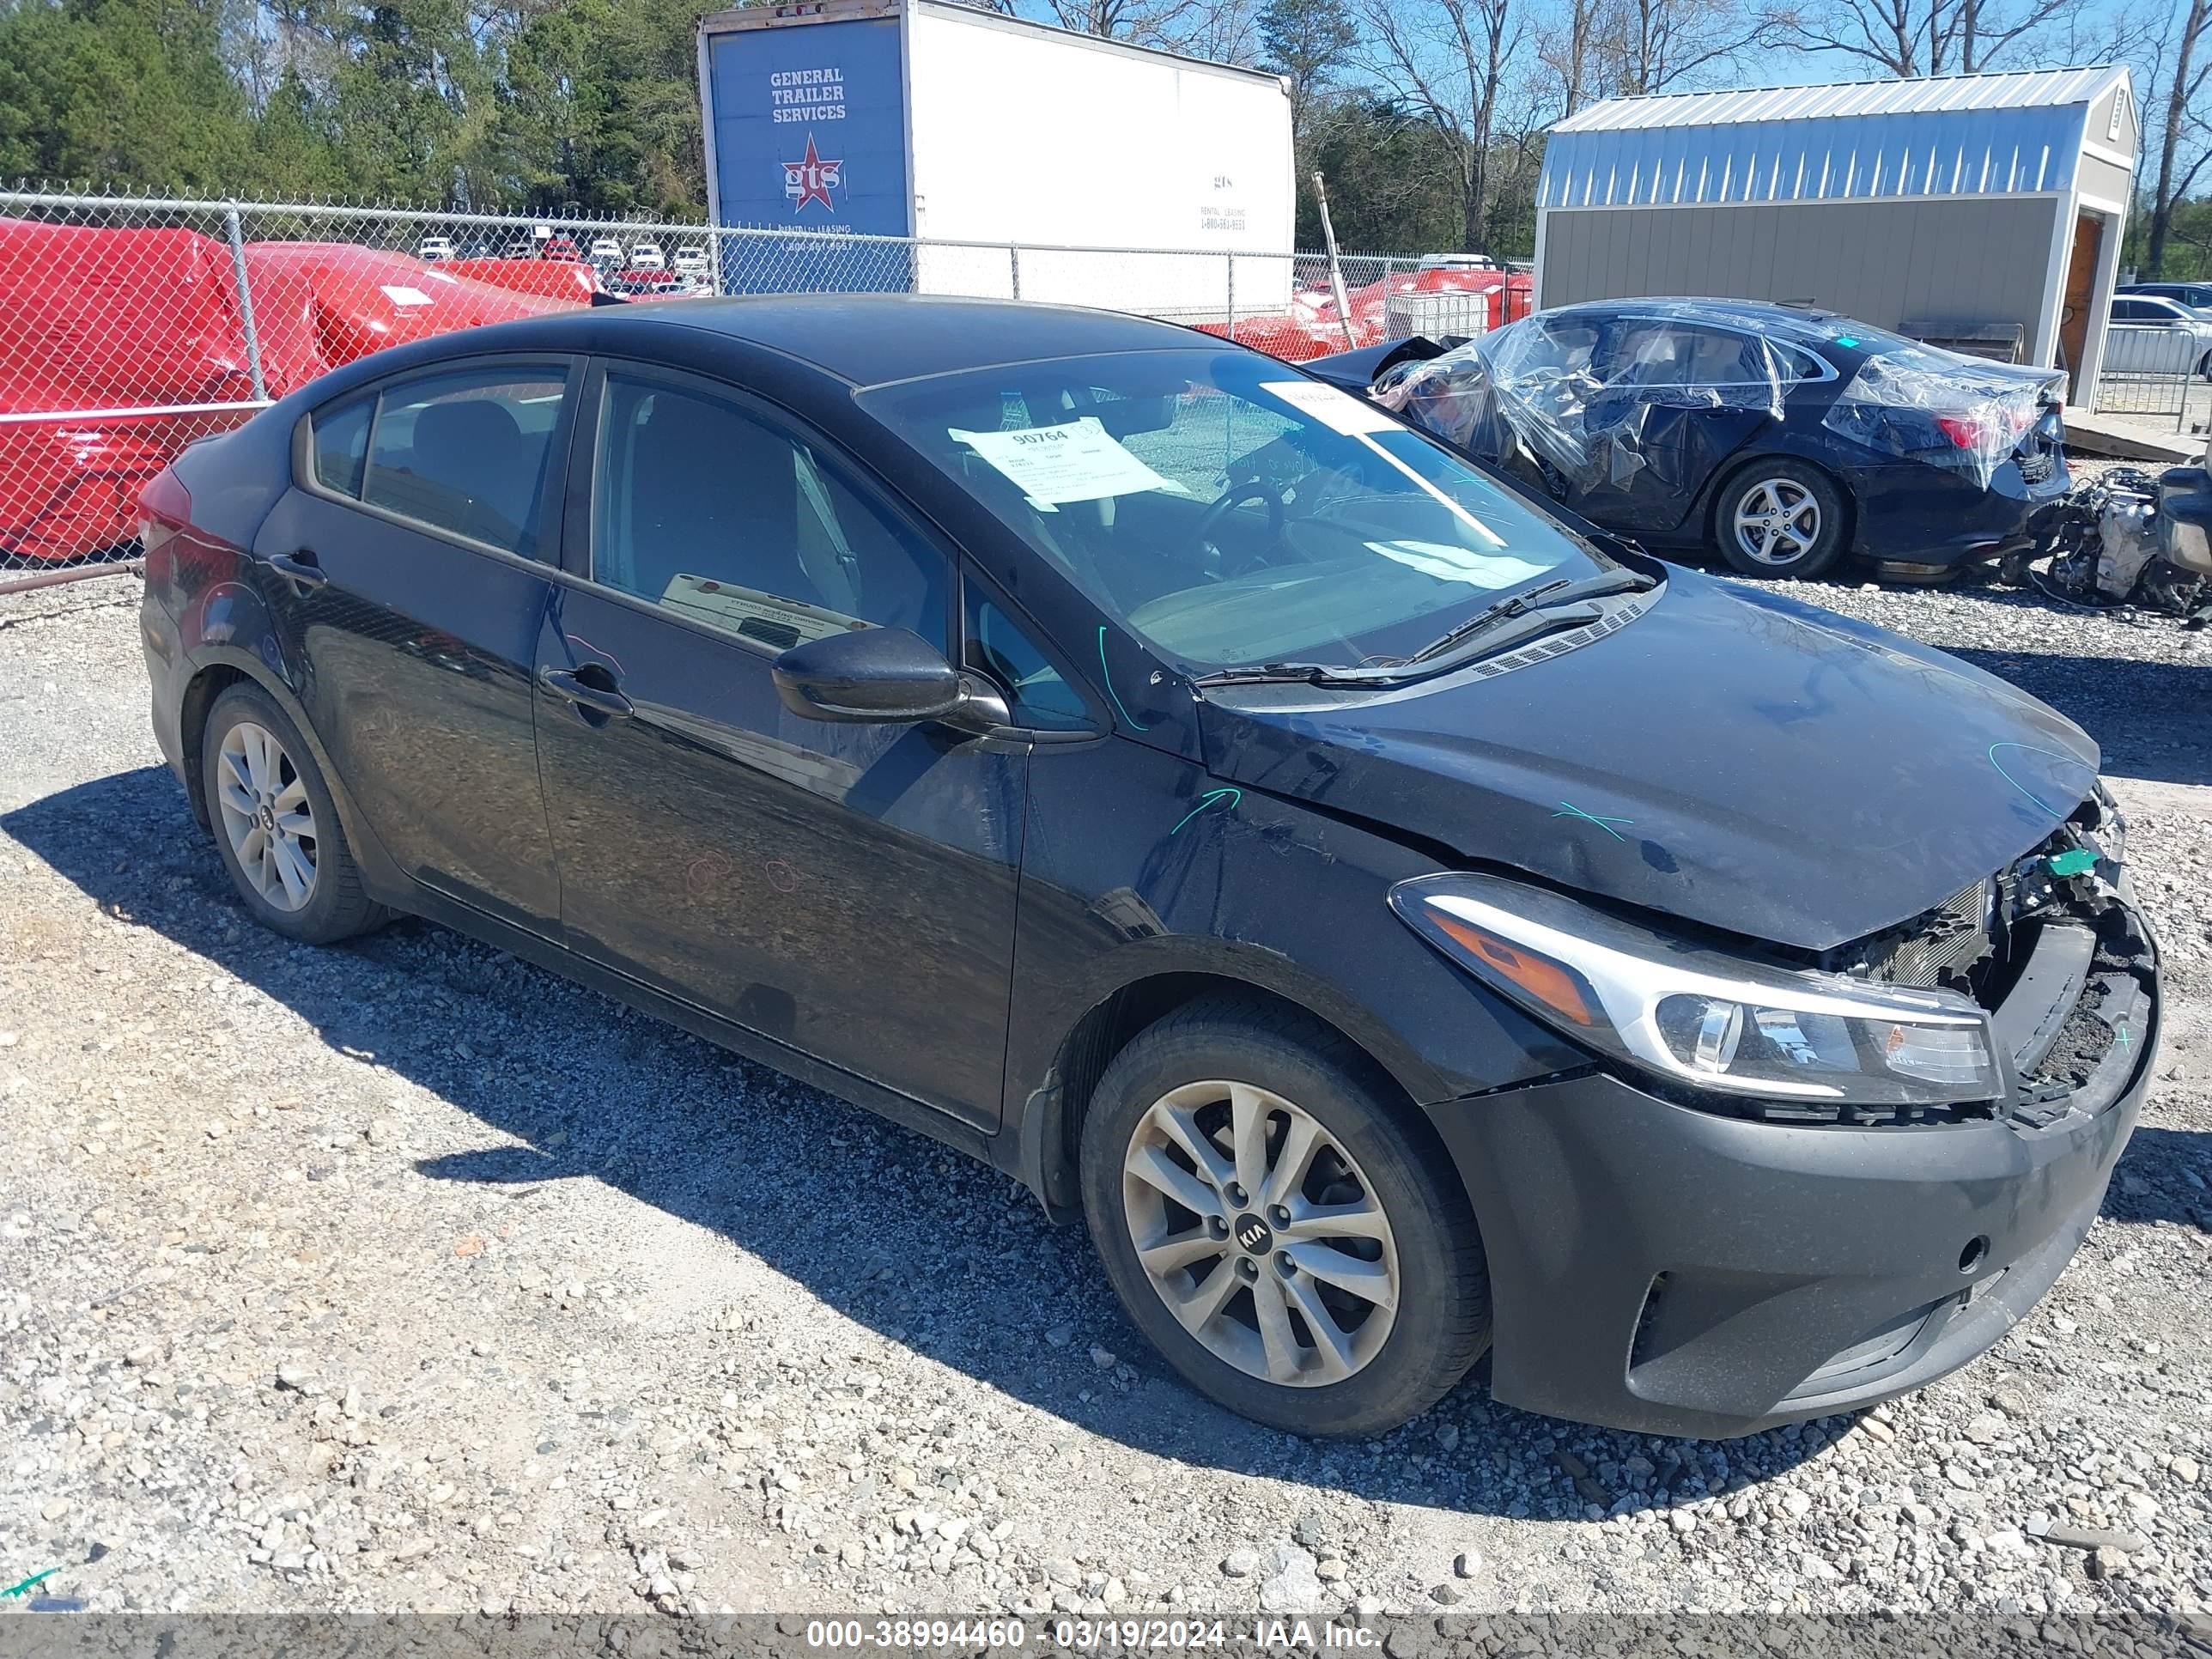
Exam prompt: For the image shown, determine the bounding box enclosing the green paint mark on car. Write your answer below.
[1170,787,1242,836]
[1097,626,1150,732]
[1552,801,1635,842]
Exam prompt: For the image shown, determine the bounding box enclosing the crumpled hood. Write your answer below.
[1197,569,2099,951]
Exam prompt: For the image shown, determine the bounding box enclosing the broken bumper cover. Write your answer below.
[1848,456,2072,569]
[1432,975,2153,1439]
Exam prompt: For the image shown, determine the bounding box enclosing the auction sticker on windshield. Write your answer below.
[1261,379,1401,435]
[951,417,1176,507]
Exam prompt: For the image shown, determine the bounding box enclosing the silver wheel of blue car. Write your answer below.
[1732,478,1822,566]
[1717,459,1849,579]
[1121,1079,1401,1388]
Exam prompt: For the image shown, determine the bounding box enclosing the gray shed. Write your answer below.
[1534,66,2137,401]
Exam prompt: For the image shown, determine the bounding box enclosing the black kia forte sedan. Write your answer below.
[1307,299,2073,581]
[137,295,2156,1439]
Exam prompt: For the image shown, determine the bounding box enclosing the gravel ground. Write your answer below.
[0,567,2207,1631]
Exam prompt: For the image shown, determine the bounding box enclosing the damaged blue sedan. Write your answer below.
[1309,298,2074,581]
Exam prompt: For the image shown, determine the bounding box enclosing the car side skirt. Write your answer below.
[389,877,1016,1187]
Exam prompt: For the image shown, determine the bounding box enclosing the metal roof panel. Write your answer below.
[1539,66,2129,208]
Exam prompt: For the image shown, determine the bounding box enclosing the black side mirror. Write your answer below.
[773,627,1001,727]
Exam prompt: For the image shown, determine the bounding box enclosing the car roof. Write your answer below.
[637,294,1212,387]
[1543,296,1851,343]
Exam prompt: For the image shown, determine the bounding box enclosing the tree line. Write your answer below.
[0,0,2204,275]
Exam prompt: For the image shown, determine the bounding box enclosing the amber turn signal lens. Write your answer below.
[1431,911,1595,1026]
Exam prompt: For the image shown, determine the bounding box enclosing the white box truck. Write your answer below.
[695,0,1295,319]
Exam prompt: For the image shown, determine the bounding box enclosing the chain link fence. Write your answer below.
[0,189,1545,592]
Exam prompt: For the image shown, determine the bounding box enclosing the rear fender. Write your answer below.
[177,637,407,898]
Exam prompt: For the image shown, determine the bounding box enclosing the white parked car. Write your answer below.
[2106,295,2212,380]
[672,247,711,292]
[417,236,456,263]
[629,242,666,270]
[587,237,624,266]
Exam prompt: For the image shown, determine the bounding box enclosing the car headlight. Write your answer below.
[1390,872,2002,1106]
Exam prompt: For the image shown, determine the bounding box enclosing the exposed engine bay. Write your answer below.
[1797,785,2155,1128]
[2014,448,2212,623]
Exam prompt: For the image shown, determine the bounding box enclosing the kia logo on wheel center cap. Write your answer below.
[1232,1212,1273,1255]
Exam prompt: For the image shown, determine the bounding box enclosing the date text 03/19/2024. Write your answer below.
[801,1619,1383,1650]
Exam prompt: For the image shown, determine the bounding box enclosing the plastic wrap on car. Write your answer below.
[1818,346,2054,490]
[1371,303,1790,498]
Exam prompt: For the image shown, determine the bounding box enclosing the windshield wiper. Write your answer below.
[1188,569,1659,691]
[1407,568,1656,665]
[1188,661,1377,687]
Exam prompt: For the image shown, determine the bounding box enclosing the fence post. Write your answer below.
[223,201,267,402]
[1224,253,1235,337]
[1009,244,1021,301]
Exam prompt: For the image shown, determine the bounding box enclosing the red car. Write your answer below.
[0,222,579,564]
[0,220,261,563]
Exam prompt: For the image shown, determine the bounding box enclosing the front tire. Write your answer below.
[201,683,385,945]
[1079,997,1490,1437]
[1714,459,1850,579]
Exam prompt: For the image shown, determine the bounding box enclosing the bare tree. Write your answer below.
[1538,0,1780,121]
[1357,0,1527,253]
[1613,0,1784,91]
[1537,0,1608,112]
[2143,0,2211,276]
[1774,0,2112,76]
[1040,0,1215,48]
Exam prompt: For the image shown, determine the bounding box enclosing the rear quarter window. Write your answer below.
[310,397,372,498]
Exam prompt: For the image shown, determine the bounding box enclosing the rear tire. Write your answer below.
[201,683,385,945]
[1079,996,1490,1437]
[1713,458,1850,580]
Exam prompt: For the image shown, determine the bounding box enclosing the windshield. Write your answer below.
[860,349,1607,671]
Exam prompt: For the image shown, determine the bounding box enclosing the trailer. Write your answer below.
[695,0,1295,319]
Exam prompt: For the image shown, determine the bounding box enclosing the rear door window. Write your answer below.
[1604,323,1767,386]
[351,367,571,557]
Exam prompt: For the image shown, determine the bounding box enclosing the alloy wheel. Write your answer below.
[1731,477,1824,567]
[1121,1080,1400,1388]
[215,720,319,913]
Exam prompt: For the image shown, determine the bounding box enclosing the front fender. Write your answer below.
[1002,738,1590,1210]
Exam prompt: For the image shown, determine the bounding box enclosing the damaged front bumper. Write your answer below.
[1431,815,2159,1440]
